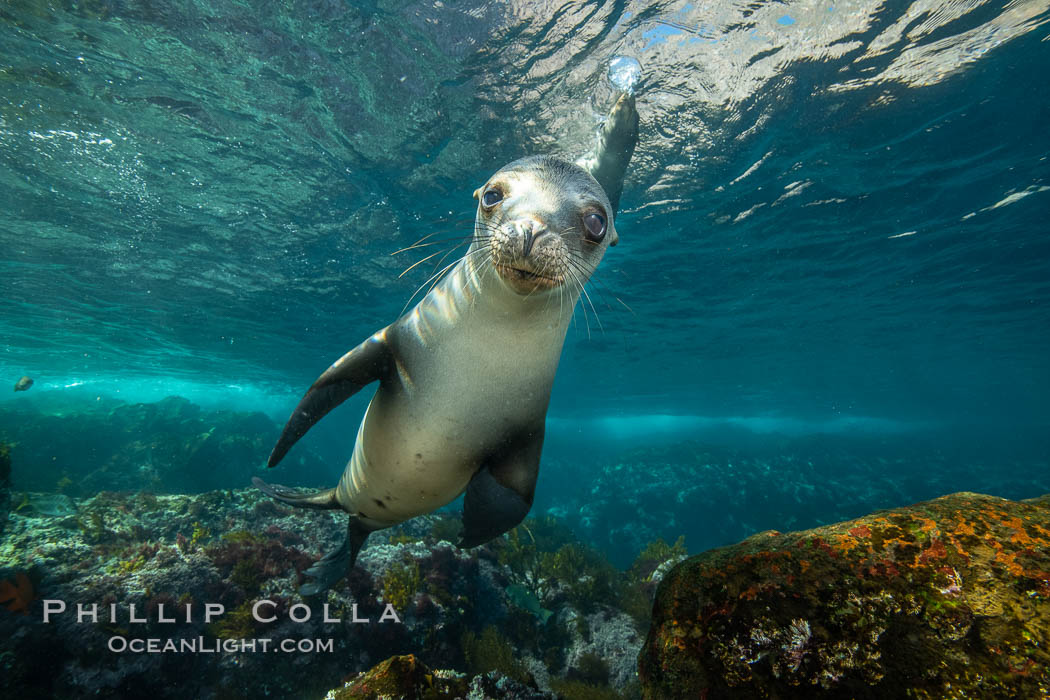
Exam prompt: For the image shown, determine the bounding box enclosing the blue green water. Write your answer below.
[2,0,1049,556]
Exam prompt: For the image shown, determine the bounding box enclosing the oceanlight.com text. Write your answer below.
[107,636,335,654]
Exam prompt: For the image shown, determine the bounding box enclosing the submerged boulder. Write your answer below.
[325,654,468,699]
[639,492,1050,699]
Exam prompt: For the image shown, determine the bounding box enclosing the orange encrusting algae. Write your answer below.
[0,572,34,615]
[639,492,1050,700]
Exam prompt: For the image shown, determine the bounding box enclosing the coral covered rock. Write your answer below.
[639,492,1050,699]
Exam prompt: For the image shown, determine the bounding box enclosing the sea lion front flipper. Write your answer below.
[458,428,543,548]
[268,332,393,468]
[577,91,639,219]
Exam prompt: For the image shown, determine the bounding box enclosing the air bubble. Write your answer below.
[607,55,642,94]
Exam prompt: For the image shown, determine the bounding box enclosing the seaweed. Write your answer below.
[207,600,256,640]
[382,561,421,610]
[571,652,611,686]
[387,532,416,546]
[176,520,212,553]
[628,536,687,583]
[427,516,462,544]
[461,626,531,684]
[204,527,312,600]
[549,679,623,700]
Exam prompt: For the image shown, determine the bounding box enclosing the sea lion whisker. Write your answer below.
[561,263,585,298]
[403,230,444,249]
[575,296,589,340]
[401,257,467,314]
[579,282,603,335]
[465,244,493,262]
[521,278,544,302]
[391,234,475,256]
[559,270,573,320]
[473,222,502,237]
[408,219,481,245]
[470,256,495,311]
[563,255,622,309]
[401,228,468,252]
[564,258,620,316]
[613,296,635,315]
[564,267,593,340]
[564,260,632,353]
[399,249,447,279]
[541,273,562,314]
[422,259,465,300]
[568,265,605,336]
[426,239,475,279]
[401,238,481,282]
[403,240,489,283]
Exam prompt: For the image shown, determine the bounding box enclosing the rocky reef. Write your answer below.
[3,407,1049,699]
[546,437,1050,568]
[0,394,333,494]
[0,442,10,537]
[321,653,556,699]
[639,491,1050,699]
[0,451,652,699]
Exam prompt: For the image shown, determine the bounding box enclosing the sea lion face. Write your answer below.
[474,156,617,296]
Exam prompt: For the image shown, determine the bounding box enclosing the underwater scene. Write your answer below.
[2,0,1049,698]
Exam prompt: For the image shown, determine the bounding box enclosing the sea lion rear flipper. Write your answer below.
[577,91,639,219]
[251,476,340,509]
[458,428,542,548]
[269,332,393,468]
[299,517,372,596]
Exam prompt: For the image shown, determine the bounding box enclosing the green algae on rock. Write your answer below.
[324,654,468,699]
[323,653,558,700]
[0,442,10,537]
[639,492,1050,699]
[0,485,644,698]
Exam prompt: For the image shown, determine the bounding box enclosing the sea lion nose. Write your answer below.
[517,218,547,257]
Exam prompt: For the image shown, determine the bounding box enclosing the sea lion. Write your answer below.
[256,92,639,595]
[14,376,33,392]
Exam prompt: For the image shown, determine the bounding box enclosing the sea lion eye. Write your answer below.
[482,188,503,208]
[583,212,606,242]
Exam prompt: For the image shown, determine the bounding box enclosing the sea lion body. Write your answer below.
[337,261,568,529]
[256,94,639,594]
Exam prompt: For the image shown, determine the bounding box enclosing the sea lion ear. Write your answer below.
[473,188,480,201]
[609,228,619,247]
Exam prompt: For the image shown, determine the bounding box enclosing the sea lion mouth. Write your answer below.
[494,263,562,290]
